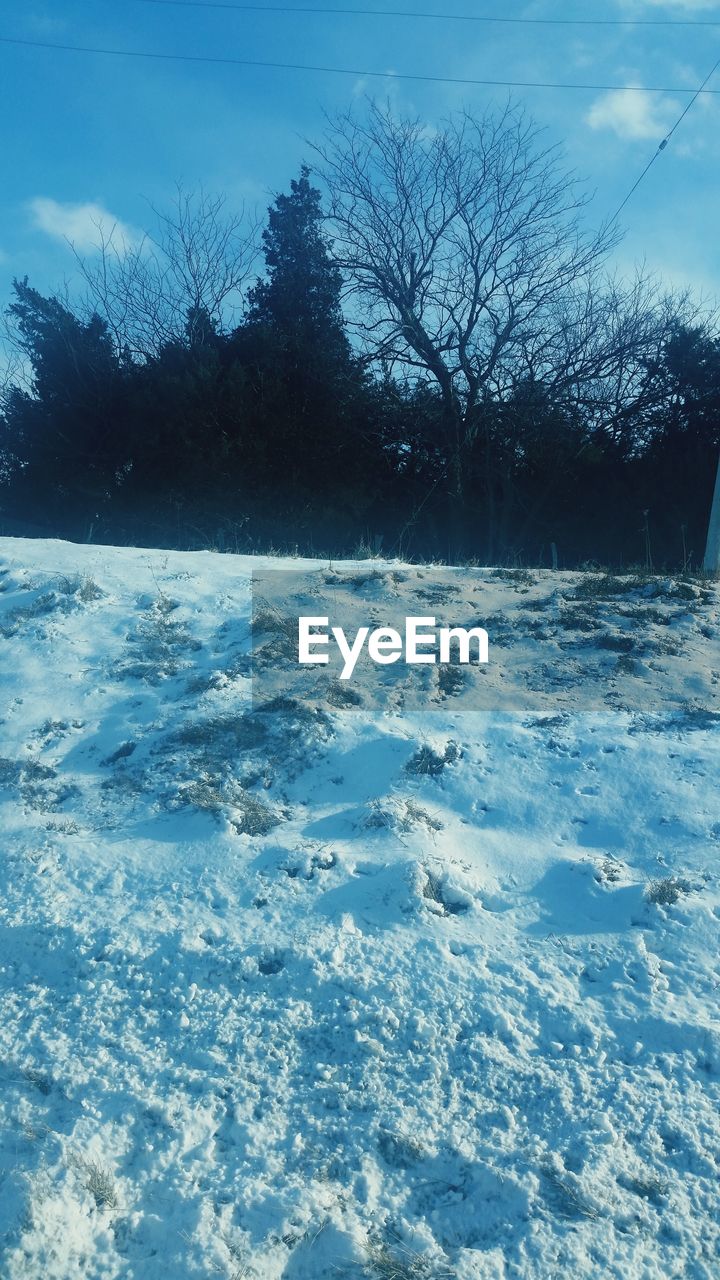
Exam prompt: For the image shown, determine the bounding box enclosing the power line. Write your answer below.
[3,34,720,95]
[119,0,720,28]
[612,53,720,220]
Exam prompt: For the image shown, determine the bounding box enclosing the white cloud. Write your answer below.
[585,89,679,140]
[27,198,137,252]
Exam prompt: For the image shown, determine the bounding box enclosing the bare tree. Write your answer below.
[481,275,699,555]
[74,185,259,359]
[511,272,706,464]
[311,100,678,551]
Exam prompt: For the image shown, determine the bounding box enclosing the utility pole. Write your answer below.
[704,450,720,574]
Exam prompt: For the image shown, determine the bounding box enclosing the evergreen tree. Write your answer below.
[2,279,126,521]
[639,325,720,565]
[246,165,351,371]
[235,167,372,513]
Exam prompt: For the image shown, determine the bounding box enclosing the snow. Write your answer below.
[0,536,719,1279]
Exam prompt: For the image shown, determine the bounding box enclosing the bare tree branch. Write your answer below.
[72,185,260,359]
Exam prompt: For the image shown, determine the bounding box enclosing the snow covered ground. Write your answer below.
[0,536,719,1280]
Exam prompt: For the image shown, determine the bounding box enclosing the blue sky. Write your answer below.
[0,0,719,313]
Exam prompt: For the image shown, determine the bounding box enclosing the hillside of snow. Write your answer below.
[0,537,719,1280]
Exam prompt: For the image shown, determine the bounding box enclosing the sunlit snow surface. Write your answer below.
[0,537,719,1279]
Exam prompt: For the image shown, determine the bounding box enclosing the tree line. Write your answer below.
[1,100,719,567]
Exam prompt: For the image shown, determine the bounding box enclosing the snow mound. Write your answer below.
[0,538,719,1279]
